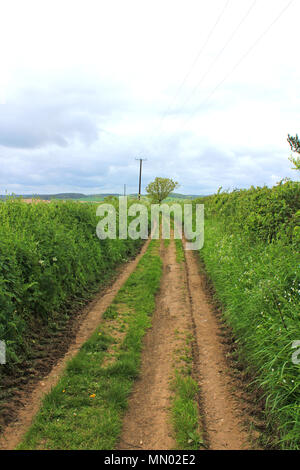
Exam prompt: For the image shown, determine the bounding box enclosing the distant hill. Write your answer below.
[127,193,202,200]
[0,193,113,201]
[0,193,86,200]
[0,192,203,201]
[166,193,202,200]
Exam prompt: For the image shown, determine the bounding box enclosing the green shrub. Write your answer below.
[0,198,145,368]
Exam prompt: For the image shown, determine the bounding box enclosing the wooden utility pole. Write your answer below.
[135,158,147,200]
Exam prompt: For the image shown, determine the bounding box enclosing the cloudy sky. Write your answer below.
[0,0,299,195]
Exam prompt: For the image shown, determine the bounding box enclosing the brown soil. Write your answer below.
[22,198,51,204]
[0,239,151,450]
[21,199,97,204]
[118,236,259,450]
[184,244,254,450]
[117,238,192,450]
[0,306,88,431]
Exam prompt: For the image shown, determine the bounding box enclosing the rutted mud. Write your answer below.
[117,238,191,450]
[118,236,256,450]
[184,245,252,450]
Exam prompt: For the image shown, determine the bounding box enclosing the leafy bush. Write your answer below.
[196,180,300,244]
[0,198,144,366]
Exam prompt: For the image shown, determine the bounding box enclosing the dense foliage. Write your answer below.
[0,199,144,367]
[200,181,300,244]
[195,181,300,449]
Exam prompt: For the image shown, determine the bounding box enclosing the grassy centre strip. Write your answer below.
[17,240,162,450]
[169,238,203,450]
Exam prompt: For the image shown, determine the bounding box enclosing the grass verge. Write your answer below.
[17,240,162,450]
[170,239,203,450]
[171,371,203,450]
[170,328,203,450]
[200,218,300,449]
[175,238,185,264]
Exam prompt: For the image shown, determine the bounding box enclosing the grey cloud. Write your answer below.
[0,73,135,149]
[0,70,296,196]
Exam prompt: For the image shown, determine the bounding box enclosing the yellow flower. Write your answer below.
[62,389,66,393]
[90,393,96,398]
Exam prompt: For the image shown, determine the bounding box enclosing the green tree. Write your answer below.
[145,177,179,203]
[287,134,300,170]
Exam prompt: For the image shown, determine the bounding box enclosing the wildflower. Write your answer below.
[53,257,57,262]
[62,389,66,393]
[90,393,96,398]
[39,260,45,265]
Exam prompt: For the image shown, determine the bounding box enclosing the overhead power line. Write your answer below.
[180,0,294,129]
[150,0,231,139]
[169,0,257,120]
